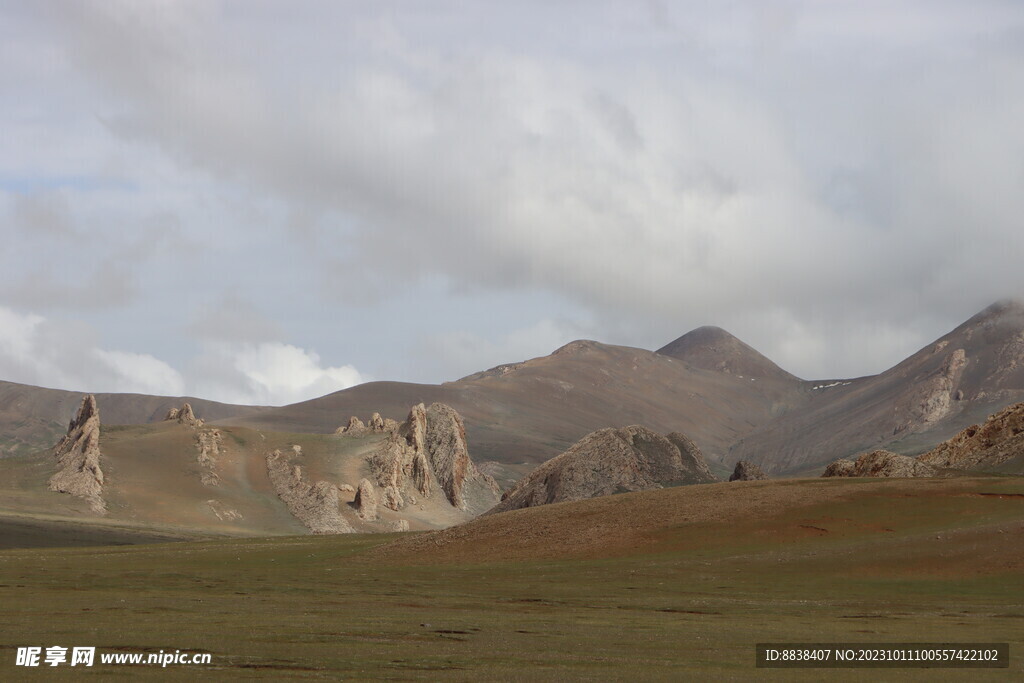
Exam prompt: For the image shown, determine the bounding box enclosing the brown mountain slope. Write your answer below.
[228,340,810,473]
[7,302,1024,487]
[657,325,801,382]
[0,379,269,458]
[0,402,493,541]
[729,301,1024,474]
[374,476,1024,564]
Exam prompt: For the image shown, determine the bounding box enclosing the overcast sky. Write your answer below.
[2,1,1024,405]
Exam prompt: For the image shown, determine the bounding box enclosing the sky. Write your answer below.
[2,0,1024,405]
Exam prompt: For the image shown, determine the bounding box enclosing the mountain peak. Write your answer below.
[970,299,1024,324]
[656,326,798,382]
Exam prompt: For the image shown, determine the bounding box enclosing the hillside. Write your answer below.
[656,325,801,383]
[5,301,1024,488]
[376,475,1024,565]
[0,401,496,544]
[228,340,809,476]
[0,379,268,458]
[729,301,1024,474]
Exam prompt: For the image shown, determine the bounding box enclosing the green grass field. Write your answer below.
[1,477,1022,679]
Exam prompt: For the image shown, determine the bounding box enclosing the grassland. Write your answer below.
[0,477,1022,679]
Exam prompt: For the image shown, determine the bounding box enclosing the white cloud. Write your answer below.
[0,306,363,405]
[1,1,1022,384]
[91,349,186,396]
[190,342,365,406]
[0,306,184,394]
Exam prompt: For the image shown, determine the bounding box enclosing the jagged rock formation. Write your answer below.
[821,458,857,477]
[422,403,471,507]
[366,403,500,514]
[389,519,409,532]
[165,402,203,427]
[336,413,397,435]
[665,432,717,483]
[918,401,1024,471]
[266,449,353,534]
[48,395,106,514]
[353,478,379,521]
[368,412,397,432]
[165,402,224,485]
[336,416,366,435]
[729,460,767,482]
[195,428,224,486]
[488,425,717,515]
[822,450,938,478]
[912,348,967,427]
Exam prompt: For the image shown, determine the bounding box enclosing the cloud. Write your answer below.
[0,306,363,405]
[0,262,136,310]
[186,295,285,343]
[190,342,366,406]
[0,305,184,394]
[91,348,187,396]
[2,1,1020,383]
[11,190,77,236]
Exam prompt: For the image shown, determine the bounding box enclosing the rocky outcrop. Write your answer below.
[196,430,222,466]
[48,395,105,514]
[368,412,398,432]
[488,425,717,515]
[163,403,223,485]
[165,402,203,427]
[366,403,500,514]
[266,449,353,534]
[389,519,410,532]
[195,428,224,486]
[422,403,472,508]
[354,478,379,521]
[666,432,716,483]
[822,450,938,478]
[729,460,767,481]
[336,416,366,435]
[914,349,968,426]
[918,402,1024,471]
[822,459,857,477]
[336,413,397,435]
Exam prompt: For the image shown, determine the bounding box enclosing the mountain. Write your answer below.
[0,379,269,458]
[729,300,1024,473]
[657,325,801,383]
[5,298,1024,527]
[226,340,809,480]
[0,400,496,542]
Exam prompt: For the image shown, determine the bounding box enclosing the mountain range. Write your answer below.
[227,299,1024,476]
[2,300,1024,540]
